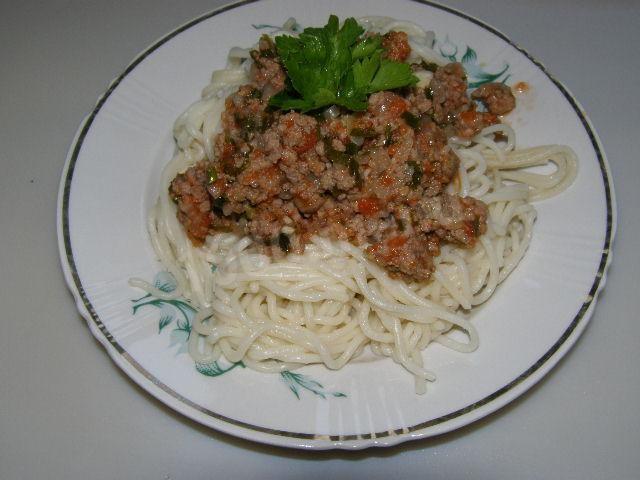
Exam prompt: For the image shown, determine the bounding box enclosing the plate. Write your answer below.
[57,0,615,449]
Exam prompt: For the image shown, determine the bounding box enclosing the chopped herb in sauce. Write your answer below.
[345,141,360,155]
[347,157,363,187]
[324,138,362,185]
[248,87,262,99]
[421,61,439,72]
[350,127,377,138]
[384,125,394,146]
[402,111,421,129]
[207,167,217,184]
[278,232,291,252]
[212,196,226,214]
[407,160,423,187]
[222,160,244,175]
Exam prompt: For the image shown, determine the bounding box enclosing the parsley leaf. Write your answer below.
[269,15,418,112]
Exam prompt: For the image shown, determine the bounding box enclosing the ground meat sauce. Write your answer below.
[381,31,411,62]
[169,33,516,282]
[471,82,516,115]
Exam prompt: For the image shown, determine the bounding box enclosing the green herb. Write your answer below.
[248,88,262,99]
[347,157,362,187]
[212,196,226,214]
[345,141,359,155]
[269,15,418,112]
[401,111,421,129]
[206,167,217,185]
[384,125,394,146]
[225,134,237,147]
[407,161,423,188]
[421,61,439,72]
[278,232,291,252]
[323,137,361,185]
[323,138,346,164]
[350,127,377,138]
[235,114,258,132]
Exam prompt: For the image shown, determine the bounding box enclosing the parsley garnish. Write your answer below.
[269,15,418,112]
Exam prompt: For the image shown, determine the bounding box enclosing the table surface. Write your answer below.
[1,1,638,478]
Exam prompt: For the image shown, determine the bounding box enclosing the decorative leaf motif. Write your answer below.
[196,361,244,377]
[131,272,192,353]
[131,271,346,398]
[467,64,510,89]
[433,34,510,89]
[154,271,177,293]
[280,371,347,399]
[252,18,301,33]
[437,35,458,62]
[461,46,477,65]
[158,314,173,333]
[175,317,191,334]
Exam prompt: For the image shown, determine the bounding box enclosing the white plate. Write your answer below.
[57,0,615,449]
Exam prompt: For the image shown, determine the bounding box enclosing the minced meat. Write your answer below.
[170,32,516,281]
[382,31,411,62]
[471,82,516,115]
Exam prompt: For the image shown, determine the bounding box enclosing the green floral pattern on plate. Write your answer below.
[131,271,347,399]
[436,35,510,88]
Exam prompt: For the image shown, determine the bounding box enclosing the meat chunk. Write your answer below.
[169,162,213,244]
[454,108,499,138]
[367,91,409,123]
[367,234,438,281]
[246,201,285,243]
[405,87,432,115]
[228,163,285,207]
[277,112,319,155]
[471,82,516,115]
[415,194,488,246]
[429,62,471,124]
[382,31,411,62]
[415,119,459,195]
[292,177,326,214]
[249,36,286,99]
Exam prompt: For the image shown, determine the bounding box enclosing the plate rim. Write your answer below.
[56,0,617,450]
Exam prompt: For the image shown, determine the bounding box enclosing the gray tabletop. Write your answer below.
[1,1,638,478]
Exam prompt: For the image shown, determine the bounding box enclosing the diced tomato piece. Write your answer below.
[356,197,380,217]
[242,165,279,186]
[380,173,395,187]
[222,140,235,159]
[293,130,317,154]
[386,96,408,118]
[387,235,408,249]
